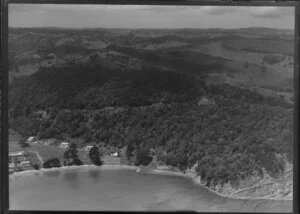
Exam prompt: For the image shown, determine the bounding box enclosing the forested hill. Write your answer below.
[9,64,293,187]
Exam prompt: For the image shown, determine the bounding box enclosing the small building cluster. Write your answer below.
[9,151,31,173]
[59,142,69,149]
[26,136,55,146]
[111,152,119,157]
[84,145,93,151]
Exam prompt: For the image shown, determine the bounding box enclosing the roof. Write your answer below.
[27,136,35,141]
[9,151,24,157]
[61,142,69,144]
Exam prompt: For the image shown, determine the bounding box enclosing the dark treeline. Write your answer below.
[9,65,293,188]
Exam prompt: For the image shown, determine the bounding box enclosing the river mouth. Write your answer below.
[9,166,292,212]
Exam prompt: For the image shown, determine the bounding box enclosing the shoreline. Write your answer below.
[146,169,293,201]
[9,164,139,179]
[9,164,292,202]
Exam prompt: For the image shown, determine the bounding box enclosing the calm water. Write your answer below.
[10,167,292,212]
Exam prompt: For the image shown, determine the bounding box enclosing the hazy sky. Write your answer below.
[9,4,295,29]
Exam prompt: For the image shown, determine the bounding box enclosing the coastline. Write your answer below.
[145,168,293,201]
[9,164,292,202]
[9,164,137,178]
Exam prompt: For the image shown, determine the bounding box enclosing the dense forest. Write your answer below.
[9,64,293,188]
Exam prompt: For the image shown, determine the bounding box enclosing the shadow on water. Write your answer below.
[88,169,101,183]
[63,170,80,189]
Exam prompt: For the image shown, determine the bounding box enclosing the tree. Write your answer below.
[43,158,62,168]
[126,143,135,160]
[73,158,84,166]
[24,106,31,117]
[64,143,82,166]
[135,148,152,166]
[32,163,40,170]
[89,145,103,166]
[19,137,30,148]
[64,150,71,165]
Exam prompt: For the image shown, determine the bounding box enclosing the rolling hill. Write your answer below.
[8,27,294,199]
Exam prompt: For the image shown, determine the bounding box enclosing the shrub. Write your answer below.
[73,158,84,166]
[135,149,153,166]
[43,158,62,168]
[32,163,40,170]
[19,137,30,148]
[20,142,30,148]
[89,146,103,166]
[64,142,80,165]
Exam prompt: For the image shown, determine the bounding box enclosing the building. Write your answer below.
[9,151,31,172]
[27,136,36,144]
[111,152,119,157]
[18,157,31,168]
[59,142,69,149]
[9,151,25,161]
[84,145,94,151]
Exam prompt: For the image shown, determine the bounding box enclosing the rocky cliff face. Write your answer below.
[186,161,293,200]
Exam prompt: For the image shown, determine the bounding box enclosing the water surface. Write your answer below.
[9,167,292,212]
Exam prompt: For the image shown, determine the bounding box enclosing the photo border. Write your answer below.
[1,1,299,214]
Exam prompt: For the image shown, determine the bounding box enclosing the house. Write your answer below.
[9,151,31,171]
[27,136,36,144]
[84,145,94,151]
[18,156,31,168]
[111,152,119,157]
[59,142,69,149]
[9,151,25,160]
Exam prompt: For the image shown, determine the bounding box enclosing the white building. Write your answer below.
[84,145,93,151]
[19,160,31,168]
[111,152,119,157]
[9,151,31,170]
[27,136,36,144]
[9,151,25,159]
[59,142,69,149]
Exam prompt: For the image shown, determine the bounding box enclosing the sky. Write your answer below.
[9,4,295,29]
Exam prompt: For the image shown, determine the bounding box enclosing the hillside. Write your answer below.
[8,27,294,199]
[9,27,294,103]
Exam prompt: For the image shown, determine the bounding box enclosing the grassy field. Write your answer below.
[9,140,92,166]
[9,138,124,168]
[9,129,123,168]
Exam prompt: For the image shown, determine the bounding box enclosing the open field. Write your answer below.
[9,136,123,168]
